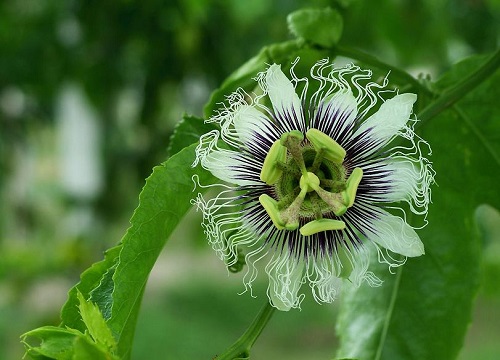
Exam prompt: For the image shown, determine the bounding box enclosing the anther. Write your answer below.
[259,188,308,231]
[260,140,287,185]
[301,175,348,216]
[344,167,363,207]
[300,218,346,236]
[306,128,346,164]
[278,188,307,230]
[259,194,285,230]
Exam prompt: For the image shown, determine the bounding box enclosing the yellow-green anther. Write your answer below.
[299,172,320,193]
[260,140,287,185]
[299,218,346,236]
[341,191,350,208]
[345,167,363,207]
[259,194,285,230]
[306,128,346,164]
[313,187,348,216]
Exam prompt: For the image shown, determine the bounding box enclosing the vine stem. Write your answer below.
[216,301,276,360]
[418,48,500,122]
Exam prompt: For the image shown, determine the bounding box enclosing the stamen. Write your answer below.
[309,148,324,173]
[259,194,285,230]
[260,134,362,232]
[259,188,308,231]
[300,219,346,236]
[320,179,346,192]
[313,187,348,216]
[306,128,346,164]
[304,178,347,216]
[280,131,307,174]
[279,187,307,230]
[344,167,363,207]
[260,140,287,185]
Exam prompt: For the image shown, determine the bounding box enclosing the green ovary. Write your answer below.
[259,129,363,236]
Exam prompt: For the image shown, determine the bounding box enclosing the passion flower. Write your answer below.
[192,59,434,311]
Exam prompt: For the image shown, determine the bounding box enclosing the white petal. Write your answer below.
[315,276,343,303]
[312,88,358,136]
[363,159,433,216]
[355,93,417,145]
[309,262,344,304]
[386,160,422,200]
[308,241,380,304]
[265,64,304,132]
[346,245,383,290]
[266,254,305,311]
[233,105,278,145]
[364,210,424,257]
[203,149,260,186]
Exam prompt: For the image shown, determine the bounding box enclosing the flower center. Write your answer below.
[259,129,363,236]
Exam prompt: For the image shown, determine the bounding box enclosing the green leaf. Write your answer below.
[107,143,214,358]
[61,245,122,332]
[287,8,343,48]
[54,143,214,359]
[432,54,492,90]
[202,33,336,121]
[89,262,116,321]
[72,336,119,360]
[21,326,119,360]
[22,326,82,360]
[77,291,117,352]
[337,54,499,359]
[167,114,216,157]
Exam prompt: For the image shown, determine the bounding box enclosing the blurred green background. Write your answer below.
[1,0,499,359]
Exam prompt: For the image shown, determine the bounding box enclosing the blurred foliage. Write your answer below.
[1,0,499,359]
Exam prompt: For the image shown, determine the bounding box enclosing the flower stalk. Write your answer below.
[216,301,276,360]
